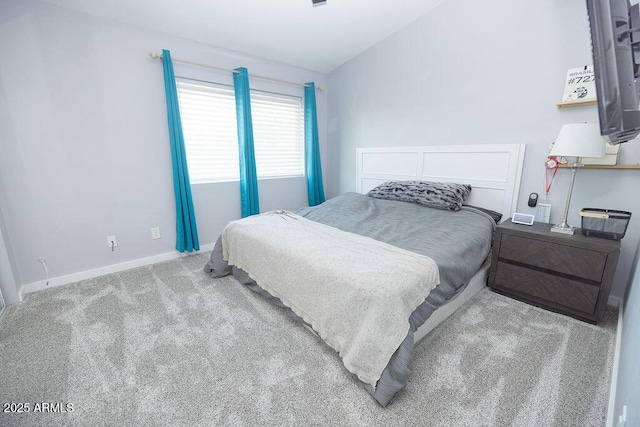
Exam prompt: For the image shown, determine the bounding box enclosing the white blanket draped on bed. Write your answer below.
[222,210,440,388]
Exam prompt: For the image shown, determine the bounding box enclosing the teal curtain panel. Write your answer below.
[161,49,200,252]
[304,82,325,206]
[233,67,260,217]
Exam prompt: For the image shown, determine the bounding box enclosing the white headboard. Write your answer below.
[356,144,526,219]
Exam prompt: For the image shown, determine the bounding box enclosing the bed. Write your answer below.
[204,143,525,406]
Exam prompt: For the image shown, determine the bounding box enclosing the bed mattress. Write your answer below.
[204,192,496,405]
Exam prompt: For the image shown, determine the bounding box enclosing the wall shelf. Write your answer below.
[556,99,597,108]
[558,164,640,169]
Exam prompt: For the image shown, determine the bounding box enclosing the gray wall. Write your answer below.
[326,0,640,299]
[615,245,640,426]
[0,0,327,296]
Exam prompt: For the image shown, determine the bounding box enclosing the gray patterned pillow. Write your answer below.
[367,180,471,211]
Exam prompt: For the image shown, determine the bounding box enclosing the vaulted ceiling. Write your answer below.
[38,0,448,73]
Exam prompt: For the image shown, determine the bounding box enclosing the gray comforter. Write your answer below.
[203,192,496,406]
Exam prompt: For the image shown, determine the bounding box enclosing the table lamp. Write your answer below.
[548,123,605,235]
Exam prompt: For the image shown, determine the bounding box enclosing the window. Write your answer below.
[176,78,305,184]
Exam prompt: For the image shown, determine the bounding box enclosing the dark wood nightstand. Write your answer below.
[488,219,621,324]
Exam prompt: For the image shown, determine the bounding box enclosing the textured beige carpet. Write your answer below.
[0,252,616,426]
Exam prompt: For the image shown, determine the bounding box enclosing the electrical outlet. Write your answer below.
[106,235,117,249]
[151,227,161,240]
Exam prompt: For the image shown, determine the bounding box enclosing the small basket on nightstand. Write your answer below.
[580,208,631,240]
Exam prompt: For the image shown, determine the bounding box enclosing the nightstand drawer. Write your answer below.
[493,262,599,314]
[499,234,607,282]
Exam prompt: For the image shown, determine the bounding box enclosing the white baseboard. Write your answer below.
[606,296,624,427]
[18,243,215,301]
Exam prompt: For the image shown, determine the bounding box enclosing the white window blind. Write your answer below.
[252,92,304,178]
[176,78,304,184]
[176,79,239,183]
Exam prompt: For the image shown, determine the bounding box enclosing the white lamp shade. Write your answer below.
[549,123,606,158]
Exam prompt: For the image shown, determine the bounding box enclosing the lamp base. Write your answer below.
[550,224,575,235]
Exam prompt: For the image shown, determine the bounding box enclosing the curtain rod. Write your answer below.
[148,51,324,92]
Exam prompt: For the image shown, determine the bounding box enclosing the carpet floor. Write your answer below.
[0,252,616,426]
